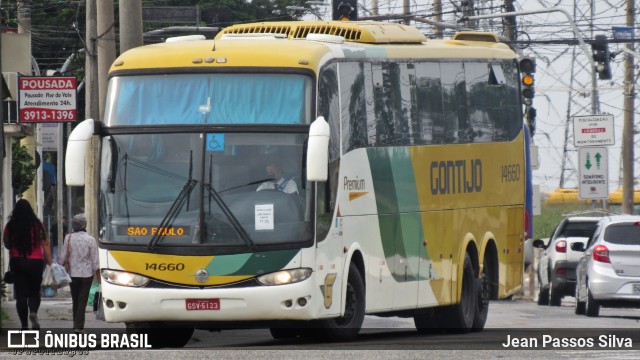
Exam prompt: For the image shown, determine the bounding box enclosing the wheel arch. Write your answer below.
[341,244,365,315]
[456,233,479,301]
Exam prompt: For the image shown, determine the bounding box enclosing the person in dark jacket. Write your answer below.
[2,199,53,330]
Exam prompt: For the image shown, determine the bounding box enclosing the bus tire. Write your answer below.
[444,253,476,333]
[414,308,443,334]
[319,263,365,342]
[471,270,489,331]
[125,322,193,348]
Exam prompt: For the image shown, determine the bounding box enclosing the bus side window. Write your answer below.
[317,62,340,242]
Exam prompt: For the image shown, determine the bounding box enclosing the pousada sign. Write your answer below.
[18,76,77,123]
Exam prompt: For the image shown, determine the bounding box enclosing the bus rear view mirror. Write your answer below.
[306,116,330,182]
[65,118,95,186]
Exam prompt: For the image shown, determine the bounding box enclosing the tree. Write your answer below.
[11,137,37,198]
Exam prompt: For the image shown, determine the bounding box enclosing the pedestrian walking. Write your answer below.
[2,199,53,330]
[58,213,100,333]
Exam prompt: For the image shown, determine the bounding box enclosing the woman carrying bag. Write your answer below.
[2,199,53,330]
[58,214,100,334]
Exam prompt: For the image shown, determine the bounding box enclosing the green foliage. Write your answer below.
[7,0,308,74]
[11,138,37,198]
[533,203,596,240]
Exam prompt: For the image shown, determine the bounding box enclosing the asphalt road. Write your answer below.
[2,293,640,358]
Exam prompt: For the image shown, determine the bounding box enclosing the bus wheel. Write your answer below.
[414,308,443,334]
[126,322,194,348]
[319,263,365,342]
[445,253,476,333]
[472,265,490,331]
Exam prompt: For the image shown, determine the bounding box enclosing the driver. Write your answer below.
[256,162,298,194]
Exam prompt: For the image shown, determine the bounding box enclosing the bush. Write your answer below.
[534,203,600,240]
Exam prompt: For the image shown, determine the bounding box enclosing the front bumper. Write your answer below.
[101,277,319,323]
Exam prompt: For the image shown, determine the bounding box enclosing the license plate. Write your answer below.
[186,298,220,311]
[633,284,640,295]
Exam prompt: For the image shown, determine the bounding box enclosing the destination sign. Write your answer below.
[118,225,190,237]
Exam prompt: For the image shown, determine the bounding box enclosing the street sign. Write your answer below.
[613,26,634,40]
[18,76,77,123]
[42,123,59,151]
[573,114,614,147]
[578,147,609,200]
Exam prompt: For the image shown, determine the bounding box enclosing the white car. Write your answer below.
[575,215,640,317]
[534,216,600,306]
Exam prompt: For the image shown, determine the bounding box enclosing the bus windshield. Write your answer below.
[104,74,313,126]
[99,132,313,251]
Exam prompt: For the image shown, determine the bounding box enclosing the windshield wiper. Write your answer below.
[147,179,197,251]
[205,183,257,252]
[148,151,196,251]
[218,178,274,194]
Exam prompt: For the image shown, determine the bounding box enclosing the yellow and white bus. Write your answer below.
[66,21,527,347]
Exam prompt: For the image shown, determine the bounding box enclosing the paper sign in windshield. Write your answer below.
[255,204,274,231]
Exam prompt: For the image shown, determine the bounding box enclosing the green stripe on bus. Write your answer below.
[216,249,300,276]
[368,148,429,282]
[206,253,253,275]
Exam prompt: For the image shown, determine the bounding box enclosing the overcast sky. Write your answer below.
[305,1,634,193]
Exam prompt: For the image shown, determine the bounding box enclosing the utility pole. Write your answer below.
[97,0,116,121]
[621,0,635,214]
[16,0,30,34]
[403,0,410,25]
[503,0,516,42]
[119,0,143,53]
[371,0,378,16]
[89,0,115,239]
[85,0,98,122]
[433,0,443,39]
[462,0,476,29]
[16,0,39,216]
[0,0,4,212]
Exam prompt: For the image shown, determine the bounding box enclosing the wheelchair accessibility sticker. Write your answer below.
[207,134,224,151]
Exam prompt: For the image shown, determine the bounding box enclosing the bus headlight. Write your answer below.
[257,268,312,286]
[102,269,150,287]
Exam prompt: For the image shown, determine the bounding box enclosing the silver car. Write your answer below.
[575,215,640,317]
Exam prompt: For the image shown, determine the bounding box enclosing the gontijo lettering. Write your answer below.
[430,159,482,195]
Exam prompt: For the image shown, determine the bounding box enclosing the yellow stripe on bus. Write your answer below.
[109,251,253,286]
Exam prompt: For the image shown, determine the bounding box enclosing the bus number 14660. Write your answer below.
[501,164,520,182]
[145,263,185,271]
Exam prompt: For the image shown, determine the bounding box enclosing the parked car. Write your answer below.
[534,216,600,306]
[574,215,640,317]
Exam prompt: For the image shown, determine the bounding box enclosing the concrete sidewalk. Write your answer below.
[1,288,124,331]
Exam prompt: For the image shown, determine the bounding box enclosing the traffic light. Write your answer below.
[519,57,536,105]
[592,35,612,80]
[332,0,358,21]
